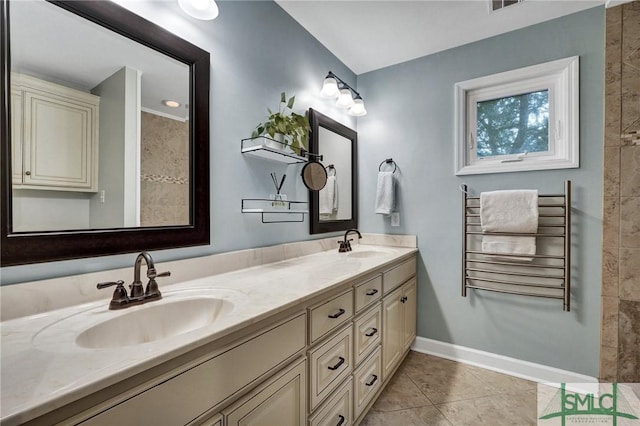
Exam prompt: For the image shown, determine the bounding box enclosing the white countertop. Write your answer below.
[0,244,417,425]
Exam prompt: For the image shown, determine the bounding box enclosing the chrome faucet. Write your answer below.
[338,229,362,252]
[97,252,170,310]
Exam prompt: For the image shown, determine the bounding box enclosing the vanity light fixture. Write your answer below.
[178,0,219,20]
[162,99,181,108]
[320,71,366,116]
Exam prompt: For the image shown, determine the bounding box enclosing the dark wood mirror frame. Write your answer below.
[0,0,210,266]
[308,108,358,234]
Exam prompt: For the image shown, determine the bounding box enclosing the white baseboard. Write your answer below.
[411,337,598,389]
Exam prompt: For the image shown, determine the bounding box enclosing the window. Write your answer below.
[454,56,579,175]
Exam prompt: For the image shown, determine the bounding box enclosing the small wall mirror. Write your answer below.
[308,108,358,234]
[1,0,210,266]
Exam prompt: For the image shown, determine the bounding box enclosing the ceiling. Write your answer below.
[10,0,190,120]
[275,0,610,75]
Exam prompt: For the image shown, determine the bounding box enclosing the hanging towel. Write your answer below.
[375,171,395,215]
[319,175,337,215]
[480,190,538,261]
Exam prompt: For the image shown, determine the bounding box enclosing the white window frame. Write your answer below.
[454,56,579,175]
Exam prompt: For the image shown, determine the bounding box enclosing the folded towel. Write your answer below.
[375,172,395,215]
[319,175,337,215]
[480,190,538,261]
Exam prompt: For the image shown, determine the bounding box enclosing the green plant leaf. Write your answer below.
[287,96,295,110]
[280,92,286,103]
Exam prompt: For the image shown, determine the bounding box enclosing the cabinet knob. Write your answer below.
[25,171,31,176]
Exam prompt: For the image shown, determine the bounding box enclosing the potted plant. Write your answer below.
[251,92,310,155]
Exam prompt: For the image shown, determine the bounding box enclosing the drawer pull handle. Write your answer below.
[365,327,378,337]
[365,289,378,296]
[365,374,378,387]
[328,308,346,319]
[401,296,407,303]
[336,415,345,426]
[328,356,345,371]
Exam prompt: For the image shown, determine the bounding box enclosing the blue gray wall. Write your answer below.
[1,0,355,284]
[2,1,605,378]
[356,7,604,376]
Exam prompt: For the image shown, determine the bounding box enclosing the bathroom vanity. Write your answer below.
[0,237,417,426]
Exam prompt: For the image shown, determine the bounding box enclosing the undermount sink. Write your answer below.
[346,247,393,259]
[76,297,234,349]
[33,288,243,351]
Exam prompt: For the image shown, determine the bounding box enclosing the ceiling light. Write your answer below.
[321,75,339,98]
[349,96,367,116]
[178,0,219,20]
[162,99,181,108]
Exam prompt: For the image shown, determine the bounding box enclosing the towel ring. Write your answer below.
[378,158,397,173]
[326,164,336,177]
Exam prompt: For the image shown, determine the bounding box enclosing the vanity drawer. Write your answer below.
[309,289,353,344]
[80,313,306,426]
[382,256,416,294]
[308,324,353,411]
[353,346,382,418]
[353,303,381,366]
[354,275,382,313]
[308,377,353,426]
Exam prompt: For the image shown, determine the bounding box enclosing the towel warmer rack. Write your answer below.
[461,180,571,311]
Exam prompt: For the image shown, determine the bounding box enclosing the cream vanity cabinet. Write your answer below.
[382,258,417,381]
[11,73,99,192]
[29,253,416,426]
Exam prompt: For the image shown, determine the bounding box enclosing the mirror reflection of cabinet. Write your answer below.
[11,73,99,192]
[308,109,358,234]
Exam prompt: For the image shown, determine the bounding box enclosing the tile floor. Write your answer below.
[361,351,538,425]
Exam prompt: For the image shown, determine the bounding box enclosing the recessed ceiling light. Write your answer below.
[162,100,181,108]
[178,0,219,20]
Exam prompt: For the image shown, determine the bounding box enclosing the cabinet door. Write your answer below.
[402,278,417,351]
[23,89,97,191]
[382,286,404,381]
[225,358,306,426]
[11,88,23,184]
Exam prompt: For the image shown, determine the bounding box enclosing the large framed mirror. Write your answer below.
[0,0,210,266]
[308,108,358,234]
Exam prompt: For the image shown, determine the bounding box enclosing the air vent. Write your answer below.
[491,0,524,12]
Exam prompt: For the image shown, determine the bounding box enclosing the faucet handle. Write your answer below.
[97,279,125,289]
[149,271,171,279]
[97,280,129,309]
[145,270,169,300]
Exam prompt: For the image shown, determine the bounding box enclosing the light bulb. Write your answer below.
[178,0,219,20]
[162,99,181,108]
[321,77,339,98]
[349,98,367,116]
[336,88,354,108]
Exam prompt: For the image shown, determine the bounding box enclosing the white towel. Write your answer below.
[480,190,538,261]
[375,172,395,215]
[319,175,337,215]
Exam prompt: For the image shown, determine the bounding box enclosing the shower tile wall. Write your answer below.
[601,1,640,382]
[140,111,190,226]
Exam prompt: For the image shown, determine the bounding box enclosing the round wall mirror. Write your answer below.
[301,162,327,191]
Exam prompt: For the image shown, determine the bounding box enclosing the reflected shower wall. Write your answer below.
[140,111,189,226]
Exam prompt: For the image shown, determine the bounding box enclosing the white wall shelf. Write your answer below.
[241,198,308,223]
[241,137,308,165]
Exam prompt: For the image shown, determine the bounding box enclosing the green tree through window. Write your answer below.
[476,90,549,157]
